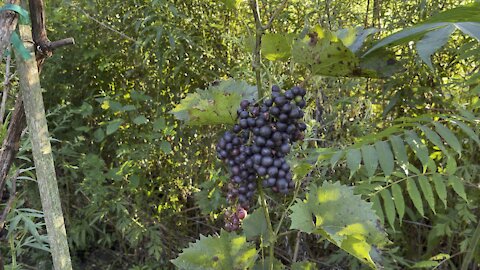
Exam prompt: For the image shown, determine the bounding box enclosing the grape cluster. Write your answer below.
[216,85,307,209]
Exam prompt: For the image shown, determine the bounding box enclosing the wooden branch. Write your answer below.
[28,0,48,53]
[16,5,73,268]
[0,95,25,202]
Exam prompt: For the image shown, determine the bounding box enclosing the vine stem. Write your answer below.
[257,182,275,270]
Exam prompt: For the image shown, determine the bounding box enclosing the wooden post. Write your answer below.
[15,2,73,269]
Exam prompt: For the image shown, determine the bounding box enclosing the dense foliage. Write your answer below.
[0,0,478,269]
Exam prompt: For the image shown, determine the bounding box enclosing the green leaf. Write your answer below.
[160,141,172,154]
[432,122,462,155]
[449,119,480,146]
[261,33,294,61]
[242,208,269,243]
[432,174,447,208]
[445,155,457,175]
[418,125,447,153]
[412,260,439,268]
[380,189,396,230]
[407,178,424,217]
[133,115,149,125]
[171,230,257,270]
[153,117,166,131]
[170,79,257,125]
[454,22,480,41]
[291,261,318,270]
[371,194,384,225]
[93,128,105,142]
[106,119,124,135]
[416,25,456,70]
[292,25,360,76]
[391,184,405,222]
[418,176,436,214]
[448,175,467,201]
[221,0,242,9]
[374,141,394,176]
[335,26,378,53]
[361,145,379,177]
[330,150,344,168]
[346,148,362,177]
[289,182,388,269]
[390,135,409,168]
[404,130,433,172]
[360,49,403,78]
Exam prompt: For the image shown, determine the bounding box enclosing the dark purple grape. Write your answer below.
[239,110,249,119]
[280,144,291,154]
[284,90,294,100]
[270,106,280,116]
[240,100,250,109]
[259,126,272,138]
[263,98,273,107]
[233,124,241,133]
[261,156,274,167]
[274,96,287,106]
[257,166,267,176]
[281,103,292,113]
[272,85,281,92]
[255,136,266,146]
[292,86,301,96]
[267,166,278,176]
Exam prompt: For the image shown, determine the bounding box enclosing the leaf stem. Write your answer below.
[250,0,264,99]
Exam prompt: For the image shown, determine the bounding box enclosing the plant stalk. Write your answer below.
[461,218,480,270]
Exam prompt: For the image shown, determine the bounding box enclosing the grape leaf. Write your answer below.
[335,26,378,53]
[171,230,258,270]
[289,182,389,269]
[292,25,359,76]
[242,208,269,244]
[170,79,257,125]
[261,33,294,61]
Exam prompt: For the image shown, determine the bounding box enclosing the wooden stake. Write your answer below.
[15,6,73,270]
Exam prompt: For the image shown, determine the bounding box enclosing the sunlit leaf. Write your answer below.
[171,230,257,270]
[290,182,389,269]
[170,79,257,125]
[261,33,294,61]
[292,25,359,76]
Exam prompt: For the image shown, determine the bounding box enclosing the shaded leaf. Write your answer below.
[391,184,405,222]
[106,119,124,135]
[432,122,462,155]
[243,208,269,243]
[380,189,396,229]
[374,141,394,176]
[404,131,433,171]
[346,148,362,177]
[362,145,379,177]
[407,178,424,216]
[390,135,408,168]
[449,119,480,146]
[418,125,447,153]
[418,176,436,214]
[412,260,439,268]
[416,25,455,69]
[432,174,448,208]
[133,115,149,125]
[448,175,467,201]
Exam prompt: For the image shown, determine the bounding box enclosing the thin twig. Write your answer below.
[263,0,288,30]
[292,231,301,262]
[0,169,20,230]
[70,4,136,42]
[0,46,12,123]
